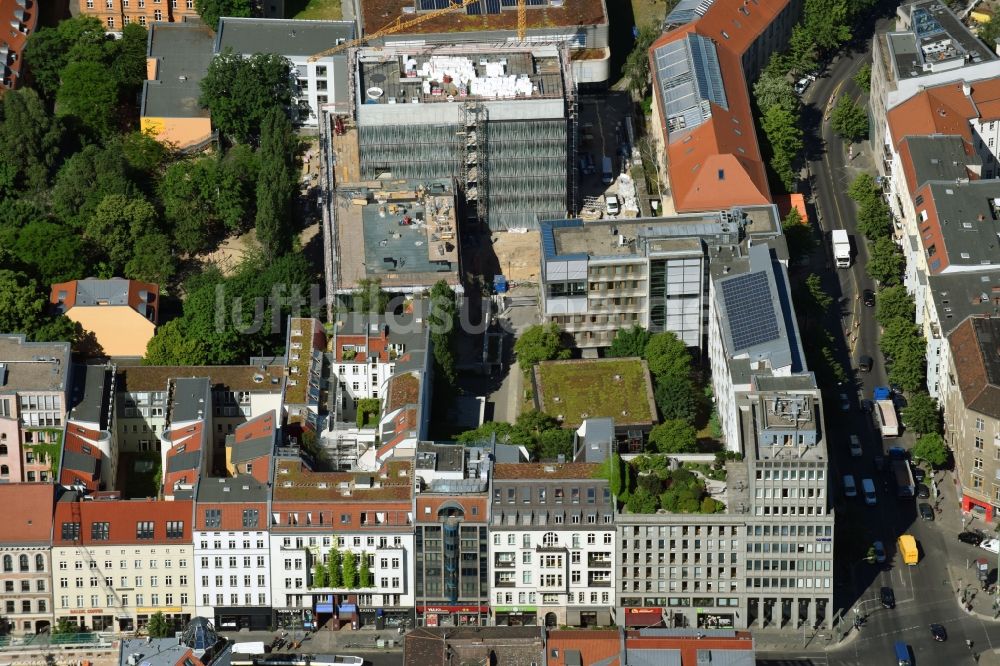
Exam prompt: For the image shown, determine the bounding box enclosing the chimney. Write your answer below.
[963,82,972,97]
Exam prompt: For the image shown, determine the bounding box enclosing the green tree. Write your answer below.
[978,18,1000,51]
[121,130,170,176]
[854,63,872,92]
[787,24,819,76]
[456,421,530,447]
[144,320,209,365]
[901,392,941,436]
[880,317,921,362]
[654,375,699,424]
[888,341,927,393]
[341,551,358,589]
[255,107,296,260]
[514,323,572,375]
[159,157,223,255]
[52,618,79,636]
[598,452,629,500]
[753,65,798,115]
[86,194,158,272]
[857,197,892,240]
[0,88,63,194]
[56,61,120,138]
[23,16,108,100]
[648,419,698,454]
[195,0,251,31]
[216,144,259,232]
[126,233,177,286]
[111,23,149,94]
[515,410,560,439]
[623,24,660,99]
[913,433,949,468]
[326,548,343,588]
[802,273,832,323]
[147,612,171,638]
[428,280,458,385]
[875,285,915,325]
[625,487,658,514]
[866,236,903,286]
[359,553,372,588]
[536,428,573,460]
[200,50,302,143]
[802,0,852,52]
[52,144,137,230]
[351,278,390,314]
[831,96,870,142]
[645,331,691,380]
[312,560,328,588]
[608,325,653,358]
[761,104,803,191]
[782,207,815,264]
[356,398,382,428]
[0,270,45,336]
[847,173,879,205]
[10,221,90,285]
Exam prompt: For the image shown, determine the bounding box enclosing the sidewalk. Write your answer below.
[224,624,404,654]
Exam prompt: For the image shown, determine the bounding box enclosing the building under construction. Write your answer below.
[329,42,576,232]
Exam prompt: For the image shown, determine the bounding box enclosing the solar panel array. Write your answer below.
[419,0,453,9]
[719,271,781,351]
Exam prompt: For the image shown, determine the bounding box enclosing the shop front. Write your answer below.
[494,606,537,626]
[418,605,489,627]
[215,606,272,632]
[315,595,356,629]
[357,607,415,630]
[275,608,314,631]
[566,608,611,627]
[696,610,734,629]
[623,607,664,628]
[962,495,994,522]
[137,608,190,633]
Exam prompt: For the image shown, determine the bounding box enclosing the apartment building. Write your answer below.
[488,463,615,628]
[269,455,415,630]
[52,496,195,632]
[0,484,55,635]
[60,365,118,493]
[225,411,277,483]
[114,364,283,455]
[708,242,804,450]
[1,0,38,90]
[194,476,272,630]
[0,335,72,483]
[160,378,212,501]
[413,442,491,627]
[944,317,1000,520]
[649,0,800,214]
[871,0,1000,179]
[616,375,832,631]
[539,206,785,351]
[50,279,158,358]
[79,0,198,31]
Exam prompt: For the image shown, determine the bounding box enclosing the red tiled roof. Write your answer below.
[0,484,55,544]
[194,501,268,531]
[649,0,790,212]
[493,462,600,479]
[887,82,976,148]
[775,193,808,224]
[61,423,105,490]
[1,0,39,90]
[235,411,275,443]
[547,630,619,666]
[49,278,159,324]
[53,498,193,546]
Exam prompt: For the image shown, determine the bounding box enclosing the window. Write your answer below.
[136,522,155,539]
[1,555,9,572]
[91,522,110,541]
[61,522,80,541]
[243,509,259,528]
[976,437,984,450]
[107,16,114,28]
[205,509,221,528]
[18,555,28,572]
[166,521,184,539]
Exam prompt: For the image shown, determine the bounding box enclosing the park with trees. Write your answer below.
[0,14,315,361]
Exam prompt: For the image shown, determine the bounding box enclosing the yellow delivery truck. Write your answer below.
[898,534,918,565]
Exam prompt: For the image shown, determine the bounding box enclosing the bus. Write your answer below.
[897,534,918,565]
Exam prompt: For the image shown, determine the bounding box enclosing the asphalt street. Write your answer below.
[755,11,1000,666]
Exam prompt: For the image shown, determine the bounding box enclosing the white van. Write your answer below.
[861,478,877,505]
[843,474,857,498]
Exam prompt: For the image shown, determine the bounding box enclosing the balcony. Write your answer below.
[588,556,612,568]
[494,577,517,588]
[494,558,516,569]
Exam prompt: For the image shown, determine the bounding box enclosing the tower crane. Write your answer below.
[308,0,528,62]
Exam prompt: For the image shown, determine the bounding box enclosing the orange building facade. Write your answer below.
[78,0,198,31]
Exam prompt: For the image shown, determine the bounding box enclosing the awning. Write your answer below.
[338,604,357,613]
[624,607,663,627]
[316,602,334,613]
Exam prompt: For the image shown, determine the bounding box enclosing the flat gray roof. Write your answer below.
[170,377,210,423]
[929,271,1000,335]
[142,22,215,119]
[928,180,1000,269]
[888,0,995,81]
[196,474,269,503]
[216,17,355,57]
[0,335,71,393]
[903,135,979,189]
[68,365,109,425]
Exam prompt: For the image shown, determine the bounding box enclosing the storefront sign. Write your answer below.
[426,614,439,627]
[626,607,661,615]
[493,607,537,613]
[137,607,182,614]
[419,606,489,614]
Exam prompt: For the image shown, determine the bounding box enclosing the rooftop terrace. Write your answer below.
[887,0,995,81]
[358,47,565,106]
[272,457,413,501]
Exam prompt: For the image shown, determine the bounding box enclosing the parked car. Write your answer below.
[839,393,851,411]
[331,657,365,666]
[859,355,873,373]
[605,195,620,217]
[981,538,1000,554]
[873,540,887,564]
[794,77,811,95]
[959,531,984,546]
[912,466,926,483]
[863,289,876,307]
[880,586,895,609]
[916,484,930,499]
[849,435,863,457]
[919,502,934,521]
[930,623,947,642]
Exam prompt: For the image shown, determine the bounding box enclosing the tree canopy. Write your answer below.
[255,107,297,259]
[200,51,304,144]
[901,392,941,436]
[648,419,699,454]
[514,324,572,375]
[645,331,692,380]
[831,96,870,143]
[913,433,948,468]
[194,0,251,32]
[866,236,904,286]
[875,285,915,325]
[761,105,803,192]
[608,325,653,359]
